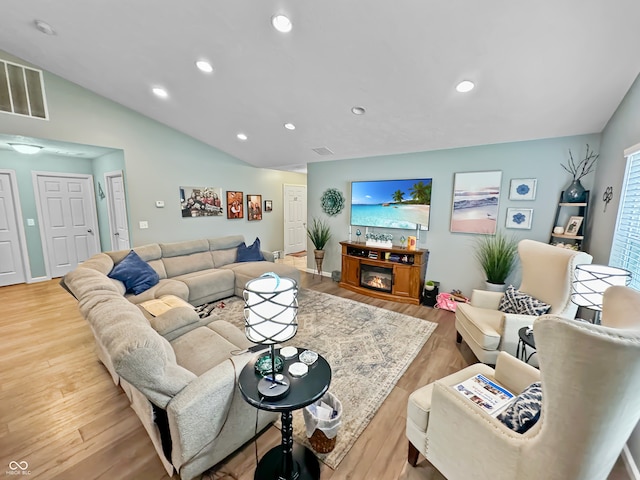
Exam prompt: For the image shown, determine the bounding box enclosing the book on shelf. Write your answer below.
[454,374,515,416]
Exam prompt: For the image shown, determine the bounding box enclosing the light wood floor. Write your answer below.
[0,271,630,480]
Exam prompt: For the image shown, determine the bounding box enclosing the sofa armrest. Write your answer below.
[493,351,540,394]
[148,307,201,337]
[470,289,504,309]
[261,250,275,262]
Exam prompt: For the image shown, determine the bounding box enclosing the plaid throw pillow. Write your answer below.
[497,382,542,433]
[498,285,551,316]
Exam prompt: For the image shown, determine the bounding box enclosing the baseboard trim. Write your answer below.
[28,276,50,284]
[305,268,330,278]
[623,444,640,480]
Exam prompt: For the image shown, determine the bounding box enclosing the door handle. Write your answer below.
[87,229,93,233]
[114,232,120,236]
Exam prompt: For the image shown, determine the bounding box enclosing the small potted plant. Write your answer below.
[474,232,518,292]
[425,280,436,291]
[307,218,332,278]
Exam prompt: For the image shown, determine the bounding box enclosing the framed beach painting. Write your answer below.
[506,208,533,229]
[180,186,223,217]
[509,178,537,200]
[226,191,244,219]
[450,171,502,234]
[247,194,262,221]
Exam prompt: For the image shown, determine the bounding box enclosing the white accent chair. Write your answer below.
[406,285,640,480]
[455,239,592,364]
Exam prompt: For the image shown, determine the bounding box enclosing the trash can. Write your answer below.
[303,391,342,453]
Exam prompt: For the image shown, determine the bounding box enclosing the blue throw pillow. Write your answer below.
[108,250,159,295]
[237,237,265,262]
[497,381,542,434]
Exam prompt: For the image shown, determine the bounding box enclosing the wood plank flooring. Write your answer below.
[0,272,630,479]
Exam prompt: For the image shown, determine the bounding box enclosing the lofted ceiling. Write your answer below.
[1,1,640,172]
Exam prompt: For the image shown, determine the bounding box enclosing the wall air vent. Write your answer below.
[0,60,48,120]
[312,147,334,156]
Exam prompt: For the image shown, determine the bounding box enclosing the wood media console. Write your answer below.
[339,240,429,305]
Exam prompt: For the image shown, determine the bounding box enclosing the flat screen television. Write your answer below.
[350,178,432,230]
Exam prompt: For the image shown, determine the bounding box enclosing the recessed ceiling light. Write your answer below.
[9,143,43,154]
[351,106,366,115]
[34,19,56,35]
[237,133,248,141]
[152,87,169,99]
[196,60,213,73]
[272,14,292,33]
[284,123,296,130]
[456,80,475,93]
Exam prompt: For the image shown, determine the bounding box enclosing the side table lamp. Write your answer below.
[244,273,298,400]
[571,264,631,324]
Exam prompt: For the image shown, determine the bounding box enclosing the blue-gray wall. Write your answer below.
[307,134,600,295]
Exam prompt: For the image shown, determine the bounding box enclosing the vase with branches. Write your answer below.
[561,144,599,202]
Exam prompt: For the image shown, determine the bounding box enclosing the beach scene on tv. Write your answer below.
[350,178,432,230]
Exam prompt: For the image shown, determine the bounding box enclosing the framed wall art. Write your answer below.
[450,171,502,234]
[264,200,273,212]
[247,194,262,221]
[506,208,533,229]
[180,186,223,217]
[226,191,244,219]
[509,178,537,200]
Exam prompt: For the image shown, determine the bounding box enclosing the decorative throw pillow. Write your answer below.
[236,237,265,262]
[108,250,160,295]
[497,382,542,434]
[499,285,551,316]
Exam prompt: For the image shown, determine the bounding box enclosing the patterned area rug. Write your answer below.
[206,289,437,469]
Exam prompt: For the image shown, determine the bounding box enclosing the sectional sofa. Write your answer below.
[62,235,301,479]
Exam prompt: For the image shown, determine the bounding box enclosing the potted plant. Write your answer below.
[307,217,332,278]
[425,280,436,291]
[473,232,518,292]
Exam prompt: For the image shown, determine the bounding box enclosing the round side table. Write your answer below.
[238,348,331,480]
[516,327,537,364]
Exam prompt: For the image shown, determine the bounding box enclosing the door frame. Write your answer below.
[104,170,130,250]
[0,169,31,284]
[32,171,100,279]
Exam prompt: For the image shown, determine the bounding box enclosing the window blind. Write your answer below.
[610,149,640,290]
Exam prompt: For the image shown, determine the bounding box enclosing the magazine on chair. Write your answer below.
[454,374,515,416]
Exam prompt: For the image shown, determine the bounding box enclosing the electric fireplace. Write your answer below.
[360,264,393,293]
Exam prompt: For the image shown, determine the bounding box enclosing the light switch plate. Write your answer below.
[155,200,164,208]
[139,221,149,229]
[26,218,35,226]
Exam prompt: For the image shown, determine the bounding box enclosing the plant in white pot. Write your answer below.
[473,232,518,292]
[307,217,332,279]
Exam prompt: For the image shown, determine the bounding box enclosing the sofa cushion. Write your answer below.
[237,237,265,262]
[455,302,503,350]
[163,251,215,278]
[172,269,236,305]
[226,262,301,297]
[171,324,241,376]
[499,285,551,316]
[208,235,245,251]
[497,381,542,433]
[212,247,238,268]
[108,250,160,295]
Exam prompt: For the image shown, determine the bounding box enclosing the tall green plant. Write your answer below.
[474,232,518,284]
[307,217,332,250]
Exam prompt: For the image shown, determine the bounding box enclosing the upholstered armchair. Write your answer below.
[455,239,592,364]
[407,285,640,480]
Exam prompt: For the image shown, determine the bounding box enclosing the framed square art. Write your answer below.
[450,171,502,234]
[247,194,262,221]
[565,216,583,236]
[509,178,537,200]
[226,191,244,219]
[506,208,533,229]
[264,200,272,212]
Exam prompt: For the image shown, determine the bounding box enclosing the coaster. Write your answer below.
[280,346,298,359]
[288,362,309,377]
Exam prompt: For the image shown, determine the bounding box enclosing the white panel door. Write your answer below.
[0,172,27,286]
[283,184,307,255]
[36,173,100,278]
[105,171,130,250]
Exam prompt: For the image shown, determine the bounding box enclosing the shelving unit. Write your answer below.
[549,191,590,250]
[339,241,428,305]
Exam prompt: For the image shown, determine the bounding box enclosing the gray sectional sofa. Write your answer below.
[62,235,300,479]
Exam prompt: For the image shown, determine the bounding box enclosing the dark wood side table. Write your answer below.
[516,327,537,364]
[238,348,331,480]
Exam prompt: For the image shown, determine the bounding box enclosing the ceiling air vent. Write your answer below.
[0,60,48,120]
[312,147,334,156]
